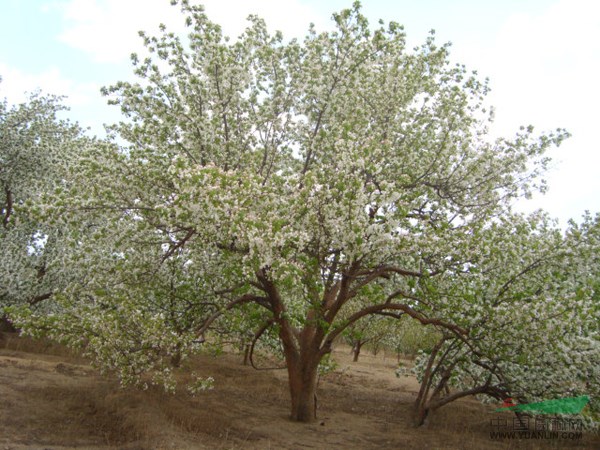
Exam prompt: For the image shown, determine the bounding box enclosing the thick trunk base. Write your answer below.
[290,381,318,422]
[288,359,319,422]
[290,396,317,422]
[413,406,430,427]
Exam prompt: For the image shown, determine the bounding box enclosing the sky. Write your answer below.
[1,0,599,226]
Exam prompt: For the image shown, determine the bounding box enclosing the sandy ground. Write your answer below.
[1,333,598,449]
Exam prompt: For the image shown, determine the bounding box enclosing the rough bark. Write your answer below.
[413,404,430,427]
[287,354,320,422]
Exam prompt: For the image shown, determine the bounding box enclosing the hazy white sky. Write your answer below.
[1,0,598,225]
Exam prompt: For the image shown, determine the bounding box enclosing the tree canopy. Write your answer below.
[5,0,596,426]
[1,86,86,318]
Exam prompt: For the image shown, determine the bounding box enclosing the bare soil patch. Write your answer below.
[1,333,597,449]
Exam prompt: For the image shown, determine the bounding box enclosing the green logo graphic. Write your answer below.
[495,395,590,414]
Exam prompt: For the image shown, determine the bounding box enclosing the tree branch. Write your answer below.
[248,318,286,370]
[354,265,425,279]
[2,187,13,229]
[195,293,269,337]
[28,292,53,306]
[429,382,507,411]
[322,303,467,356]
[161,228,195,262]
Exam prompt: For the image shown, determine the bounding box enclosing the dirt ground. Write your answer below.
[1,333,598,449]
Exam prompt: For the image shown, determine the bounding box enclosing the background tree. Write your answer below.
[342,314,395,362]
[341,312,439,362]
[404,212,599,427]
[0,85,85,329]
[9,1,569,423]
[385,315,440,361]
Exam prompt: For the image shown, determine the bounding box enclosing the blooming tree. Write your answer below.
[383,315,440,361]
[9,1,570,423]
[342,314,396,362]
[0,86,85,328]
[404,212,599,427]
[341,309,439,362]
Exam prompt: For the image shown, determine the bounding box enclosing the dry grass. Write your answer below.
[1,332,598,449]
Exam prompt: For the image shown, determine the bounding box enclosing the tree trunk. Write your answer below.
[170,351,182,368]
[0,315,16,333]
[352,341,362,362]
[413,402,430,427]
[257,269,325,423]
[413,364,434,427]
[242,343,250,366]
[286,354,320,422]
